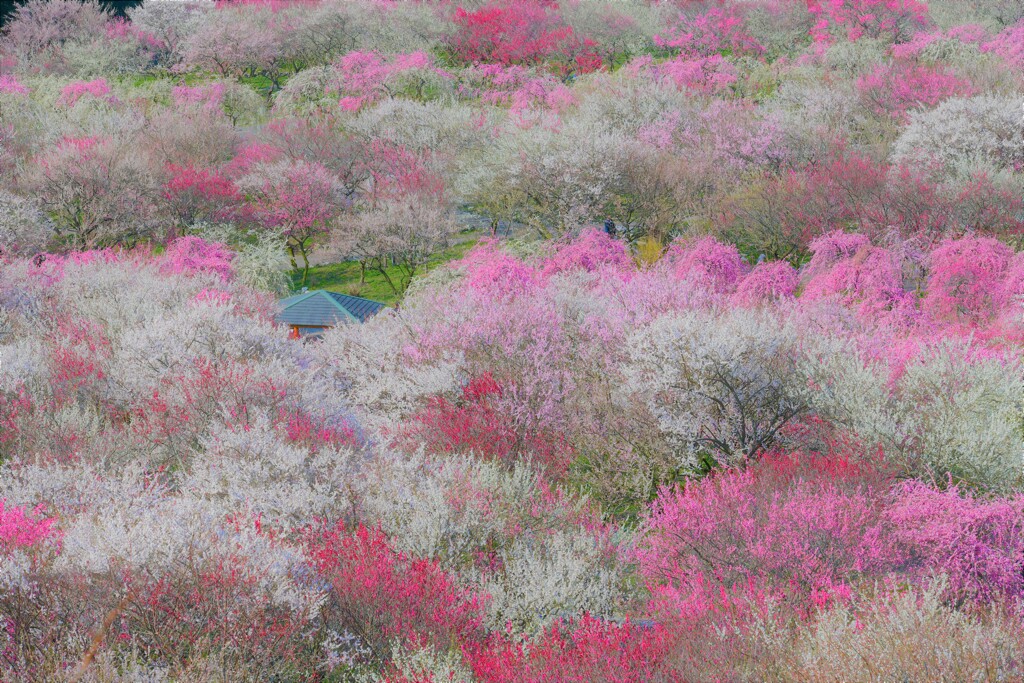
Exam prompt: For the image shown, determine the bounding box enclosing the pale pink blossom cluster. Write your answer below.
[329,50,446,112]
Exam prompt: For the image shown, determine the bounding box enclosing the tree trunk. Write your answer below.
[374,257,399,295]
[299,245,311,289]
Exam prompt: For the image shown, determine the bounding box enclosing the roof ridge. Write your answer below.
[310,290,360,321]
[279,290,319,306]
[323,290,388,307]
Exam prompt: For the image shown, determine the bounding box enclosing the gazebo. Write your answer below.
[276,289,388,339]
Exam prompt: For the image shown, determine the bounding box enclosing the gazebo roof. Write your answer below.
[276,290,388,328]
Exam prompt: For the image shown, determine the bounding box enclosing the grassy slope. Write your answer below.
[290,237,480,306]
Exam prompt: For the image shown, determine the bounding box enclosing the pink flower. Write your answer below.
[0,500,56,551]
[57,79,114,107]
[732,261,799,306]
[981,21,1024,70]
[338,95,365,111]
[172,83,226,113]
[656,54,738,94]
[541,229,633,277]
[666,237,747,294]
[856,62,975,122]
[0,74,28,95]
[162,236,235,282]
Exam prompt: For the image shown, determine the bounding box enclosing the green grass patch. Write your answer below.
[289,238,480,307]
[130,73,161,88]
[239,72,295,98]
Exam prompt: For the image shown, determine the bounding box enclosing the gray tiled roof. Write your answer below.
[276,290,387,327]
[325,291,389,322]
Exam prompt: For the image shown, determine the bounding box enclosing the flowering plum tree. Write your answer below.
[855,61,976,122]
[308,523,487,670]
[339,195,456,296]
[24,136,158,249]
[806,0,930,42]
[448,1,602,74]
[161,164,244,233]
[126,0,211,67]
[0,191,54,255]
[179,4,293,91]
[891,94,1024,178]
[626,309,807,470]
[1,0,112,73]
[328,50,447,111]
[238,159,347,285]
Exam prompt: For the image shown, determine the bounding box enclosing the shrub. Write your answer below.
[769,581,1023,682]
[467,615,683,683]
[448,1,585,70]
[625,309,806,469]
[891,95,1024,178]
[307,523,487,668]
[0,191,54,256]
